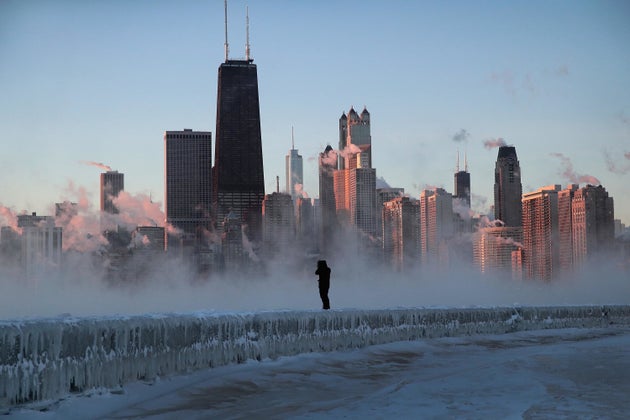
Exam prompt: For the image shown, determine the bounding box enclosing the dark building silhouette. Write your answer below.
[454,153,471,208]
[571,184,615,265]
[494,146,522,227]
[164,129,213,246]
[100,171,124,214]
[213,58,265,242]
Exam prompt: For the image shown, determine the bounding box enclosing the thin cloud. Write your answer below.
[604,150,630,175]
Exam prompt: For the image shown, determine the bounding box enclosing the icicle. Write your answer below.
[1,306,629,405]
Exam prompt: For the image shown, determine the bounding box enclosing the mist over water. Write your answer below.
[1,253,628,320]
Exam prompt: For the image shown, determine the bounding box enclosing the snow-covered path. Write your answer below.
[12,326,630,419]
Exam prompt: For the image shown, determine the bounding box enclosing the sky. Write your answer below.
[9,327,630,417]
[1,0,629,224]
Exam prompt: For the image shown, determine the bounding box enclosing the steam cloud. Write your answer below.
[0,205,19,232]
[338,144,362,159]
[452,198,474,221]
[319,147,338,167]
[604,150,630,175]
[1,188,629,321]
[452,129,470,143]
[294,183,309,198]
[81,161,112,172]
[1,249,628,320]
[550,152,601,185]
[483,138,507,149]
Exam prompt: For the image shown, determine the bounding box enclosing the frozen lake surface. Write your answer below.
[9,326,630,419]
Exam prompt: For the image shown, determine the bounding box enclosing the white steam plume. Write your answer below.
[112,191,164,229]
[483,138,507,149]
[294,183,308,198]
[550,152,601,185]
[80,161,112,172]
[338,143,361,159]
[0,204,19,232]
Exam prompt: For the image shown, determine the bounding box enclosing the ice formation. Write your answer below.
[1,305,629,406]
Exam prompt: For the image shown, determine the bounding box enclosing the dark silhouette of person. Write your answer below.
[315,260,331,309]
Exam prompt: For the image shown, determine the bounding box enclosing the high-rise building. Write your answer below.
[17,212,62,279]
[571,184,614,266]
[377,188,405,239]
[285,128,303,203]
[453,154,472,237]
[262,192,295,256]
[212,21,265,241]
[132,226,166,252]
[473,226,523,276]
[100,171,124,214]
[221,211,245,272]
[419,188,454,265]
[334,106,377,242]
[296,197,316,250]
[338,107,371,170]
[494,146,522,227]
[164,129,213,246]
[557,184,579,273]
[350,168,377,237]
[382,196,420,272]
[522,185,561,281]
[319,145,337,253]
[454,153,471,208]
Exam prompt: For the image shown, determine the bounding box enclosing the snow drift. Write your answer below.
[1,305,629,406]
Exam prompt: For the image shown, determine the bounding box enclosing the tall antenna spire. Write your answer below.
[456,150,460,172]
[224,0,229,62]
[245,6,251,62]
[291,126,295,150]
[465,151,469,172]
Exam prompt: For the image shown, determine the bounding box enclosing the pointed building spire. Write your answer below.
[291,126,295,150]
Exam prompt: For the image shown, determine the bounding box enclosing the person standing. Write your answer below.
[315,260,331,310]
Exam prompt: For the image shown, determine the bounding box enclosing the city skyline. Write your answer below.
[1,1,629,224]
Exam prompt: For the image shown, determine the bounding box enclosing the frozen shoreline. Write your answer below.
[2,305,630,407]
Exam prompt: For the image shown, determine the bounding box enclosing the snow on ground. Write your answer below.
[9,326,630,419]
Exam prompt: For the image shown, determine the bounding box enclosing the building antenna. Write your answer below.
[456,149,460,172]
[245,5,251,62]
[224,0,229,62]
[465,150,469,172]
[291,126,295,150]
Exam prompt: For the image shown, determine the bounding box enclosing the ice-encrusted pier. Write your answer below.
[2,305,630,406]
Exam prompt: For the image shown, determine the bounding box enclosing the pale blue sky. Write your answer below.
[1,0,629,223]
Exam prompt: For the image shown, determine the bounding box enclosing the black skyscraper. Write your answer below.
[454,170,471,207]
[100,171,124,214]
[213,59,264,242]
[454,153,471,208]
[494,145,522,227]
[165,130,213,245]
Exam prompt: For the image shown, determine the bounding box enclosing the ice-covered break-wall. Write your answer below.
[1,306,630,406]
